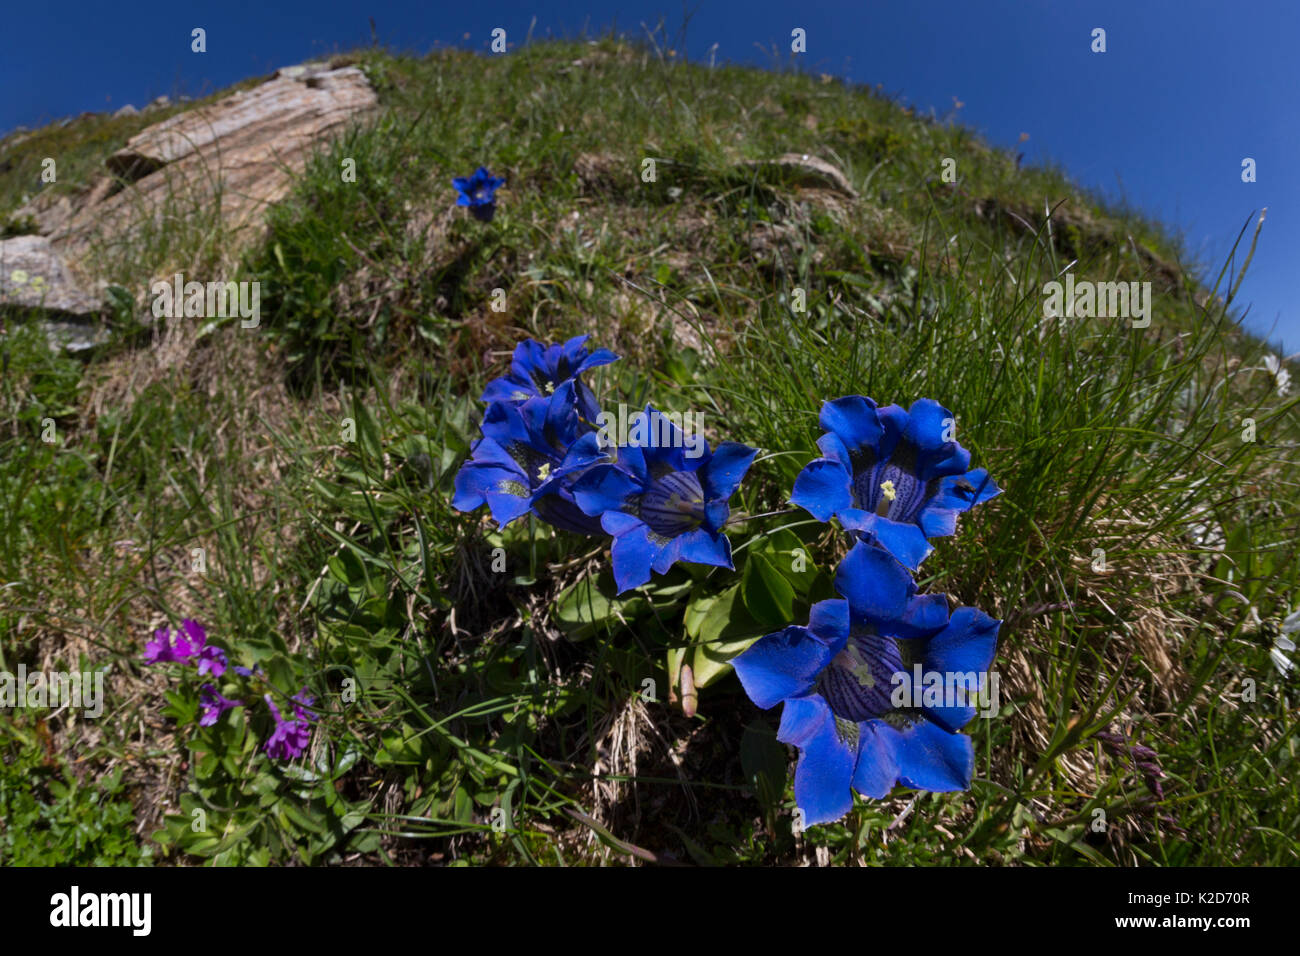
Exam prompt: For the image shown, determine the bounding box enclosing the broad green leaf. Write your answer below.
[741,552,795,627]
[553,570,649,639]
[692,585,767,689]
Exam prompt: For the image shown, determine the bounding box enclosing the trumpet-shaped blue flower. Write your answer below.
[571,408,757,593]
[452,381,608,534]
[732,541,1000,826]
[790,396,1001,569]
[481,335,618,424]
[452,167,506,221]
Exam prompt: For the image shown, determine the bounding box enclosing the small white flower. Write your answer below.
[9,269,28,285]
[1260,353,1292,397]
[1270,641,1295,677]
[1272,609,1300,677]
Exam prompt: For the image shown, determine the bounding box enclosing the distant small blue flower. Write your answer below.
[732,541,1000,826]
[572,408,757,593]
[791,396,1001,569]
[481,335,618,423]
[452,166,506,221]
[453,381,608,534]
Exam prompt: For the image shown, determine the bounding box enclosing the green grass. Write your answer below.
[0,36,1296,866]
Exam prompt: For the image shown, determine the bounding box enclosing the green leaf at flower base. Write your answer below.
[691,584,769,689]
[755,527,819,595]
[740,721,790,820]
[553,570,626,639]
[741,552,796,628]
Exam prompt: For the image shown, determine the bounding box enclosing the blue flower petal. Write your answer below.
[833,539,917,623]
[480,377,536,405]
[917,505,960,538]
[574,348,620,375]
[650,533,684,574]
[894,720,974,792]
[902,398,956,454]
[734,602,845,709]
[895,592,952,640]
[452,460,535,528]
[573,464,640,517]
[607,441,648,483]
[818,396,883,459]
[673,527,734,569]
[807,597,851,651]
[777,693,829,746]
[814,430,853,469]
[921,607,1001,732]
[452,460,521,511]
[701,441,758,501]
[609,523,665,592]
[930,468,1003,512]
[574,379,604,424]
[874,403,909,460]
[790,458,853,520]
[853,720,902,799]
[779,695,857,826]
[840,511,934,570]
[634,407,689,472]
[599,509,643,536]
[558,430,609,476]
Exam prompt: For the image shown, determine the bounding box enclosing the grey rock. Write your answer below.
[0,234,104,316]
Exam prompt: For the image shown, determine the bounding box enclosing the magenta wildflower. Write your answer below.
[291,688,319,723]
[199,685,243,727]
[263,693,313,760]
[143,618,207,663]
[197,644,228,678]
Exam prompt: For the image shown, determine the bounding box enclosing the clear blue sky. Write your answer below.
[3,0,1295,351]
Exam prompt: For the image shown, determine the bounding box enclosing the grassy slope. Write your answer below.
[0,38,1296,866]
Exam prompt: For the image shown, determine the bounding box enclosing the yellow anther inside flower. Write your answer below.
[880,480,897,502]
[834,646,875,689]
[537,462,552,481]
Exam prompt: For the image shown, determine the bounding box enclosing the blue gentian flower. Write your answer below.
[732,541,1000,826]
[790,396,1001,569]
[481,335,618,424]
[571,408,757,593]
[452,381,608,534]
[452,166,506,221]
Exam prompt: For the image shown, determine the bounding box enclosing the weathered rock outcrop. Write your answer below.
[0,61,378,335]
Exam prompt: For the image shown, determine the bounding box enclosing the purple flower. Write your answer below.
[197,645,228,678]
[199,684,243,727]
[291,688,320,723]
[263,693,313,760]
[143,618,207,664]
